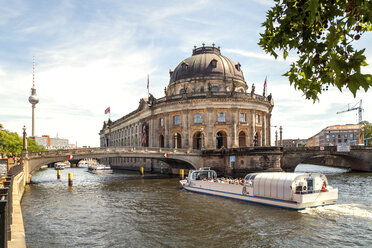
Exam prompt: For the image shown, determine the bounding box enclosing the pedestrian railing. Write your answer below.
[0,164,23,248]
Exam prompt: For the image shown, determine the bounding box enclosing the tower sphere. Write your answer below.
[29,88,39,105]
[28,94,39,104]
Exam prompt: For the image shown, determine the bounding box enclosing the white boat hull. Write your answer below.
[180,180,338,210]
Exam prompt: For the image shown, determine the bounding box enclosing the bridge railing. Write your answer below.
[0,164,23,248]
[28,146,201,159]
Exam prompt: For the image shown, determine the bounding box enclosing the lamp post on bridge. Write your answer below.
[22,125,27,152]
[275,130,278,146]
[279,126,283,147]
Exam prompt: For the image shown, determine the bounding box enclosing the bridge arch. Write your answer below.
[281,147,372,172]
[23,147,202,180]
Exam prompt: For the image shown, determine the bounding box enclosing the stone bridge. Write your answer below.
[20,145,372,182]
[22,146,202,181]
[282,146,372,172]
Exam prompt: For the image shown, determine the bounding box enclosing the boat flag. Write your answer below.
[104,107,110,115]
[263,76,267,96]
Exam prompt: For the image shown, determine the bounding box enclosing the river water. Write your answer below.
[21,164,372,248]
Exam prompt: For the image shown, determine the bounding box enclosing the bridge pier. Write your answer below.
[201,147,283,177]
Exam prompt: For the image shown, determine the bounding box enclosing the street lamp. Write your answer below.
[271,125,278,146]
[22,125,27,151]
[279,126,283,147]
[201,127,204,149]
[275,130,278,146]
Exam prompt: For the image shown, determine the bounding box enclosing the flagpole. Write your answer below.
[147,74,149,98]
[265,76,267,96]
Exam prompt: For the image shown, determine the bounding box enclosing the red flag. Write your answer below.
[104,107,110,114]
[147,74,149,89]
[263,76,267,96]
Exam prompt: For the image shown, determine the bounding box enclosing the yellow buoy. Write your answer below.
[68,173,73,186]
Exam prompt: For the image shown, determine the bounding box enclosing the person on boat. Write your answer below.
[321,182,327,192]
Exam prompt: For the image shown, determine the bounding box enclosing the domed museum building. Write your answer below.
[99,45,274,170]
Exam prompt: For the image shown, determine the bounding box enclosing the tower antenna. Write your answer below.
[29,56,39,137]
[33,56,35,88]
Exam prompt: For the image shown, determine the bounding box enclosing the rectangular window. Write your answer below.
[194,113,203,123]
[173,115,180,125]
[256,114,260,124]
[159,118,164,127]
[240,113,246,122]
[217,112,226,122]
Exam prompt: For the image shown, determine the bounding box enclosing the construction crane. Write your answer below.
[336,99,363,123]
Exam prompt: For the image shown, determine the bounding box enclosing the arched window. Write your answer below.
[216,131,227,149]
[210,58,217,67]
[174,133,182,149]
[159,135,164,148]
[254,132,261,147]
[239,131,246,147]
[193,132,202,149]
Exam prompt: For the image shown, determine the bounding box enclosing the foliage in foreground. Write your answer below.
[259,0,372,101]
[361,121,372,145]
[0,124,44,156]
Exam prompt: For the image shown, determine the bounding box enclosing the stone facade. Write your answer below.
[99,46,274,170]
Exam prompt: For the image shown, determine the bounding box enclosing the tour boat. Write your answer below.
[180,168,338,210]
[88,164,113,174]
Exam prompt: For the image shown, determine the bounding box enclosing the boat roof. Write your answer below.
[246,172,323,181]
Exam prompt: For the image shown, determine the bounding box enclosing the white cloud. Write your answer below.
[1,0,371,148]
[225,48,297,63]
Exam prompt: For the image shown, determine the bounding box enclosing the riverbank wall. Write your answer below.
[7,171,26,248]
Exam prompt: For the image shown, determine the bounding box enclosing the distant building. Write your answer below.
[33,135,70,149]
[307,124,364,147]
[282,139,307,148]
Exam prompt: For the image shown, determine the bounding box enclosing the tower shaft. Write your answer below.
[32,104,36,137]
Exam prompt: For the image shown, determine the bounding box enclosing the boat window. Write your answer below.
[192,171,214,180]
[244,174,257,181]
[307,178,314,193]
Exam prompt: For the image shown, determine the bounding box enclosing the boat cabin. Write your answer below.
[244,172,329,200]
[188,168,217,181]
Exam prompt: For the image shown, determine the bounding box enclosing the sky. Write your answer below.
[0,0,371,147]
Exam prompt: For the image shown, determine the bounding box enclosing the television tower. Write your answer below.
[28,56,39,137]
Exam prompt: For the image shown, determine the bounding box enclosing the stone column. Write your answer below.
[207,107,214,148]
[231,107,238,148]
[250,110,255,146]
[182,110,189,149]
[149,118,154,147]
[267,113,271,146]
[262,114,266,146]
[165,114,170,148]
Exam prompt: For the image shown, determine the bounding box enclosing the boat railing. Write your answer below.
[295,189,326,195]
